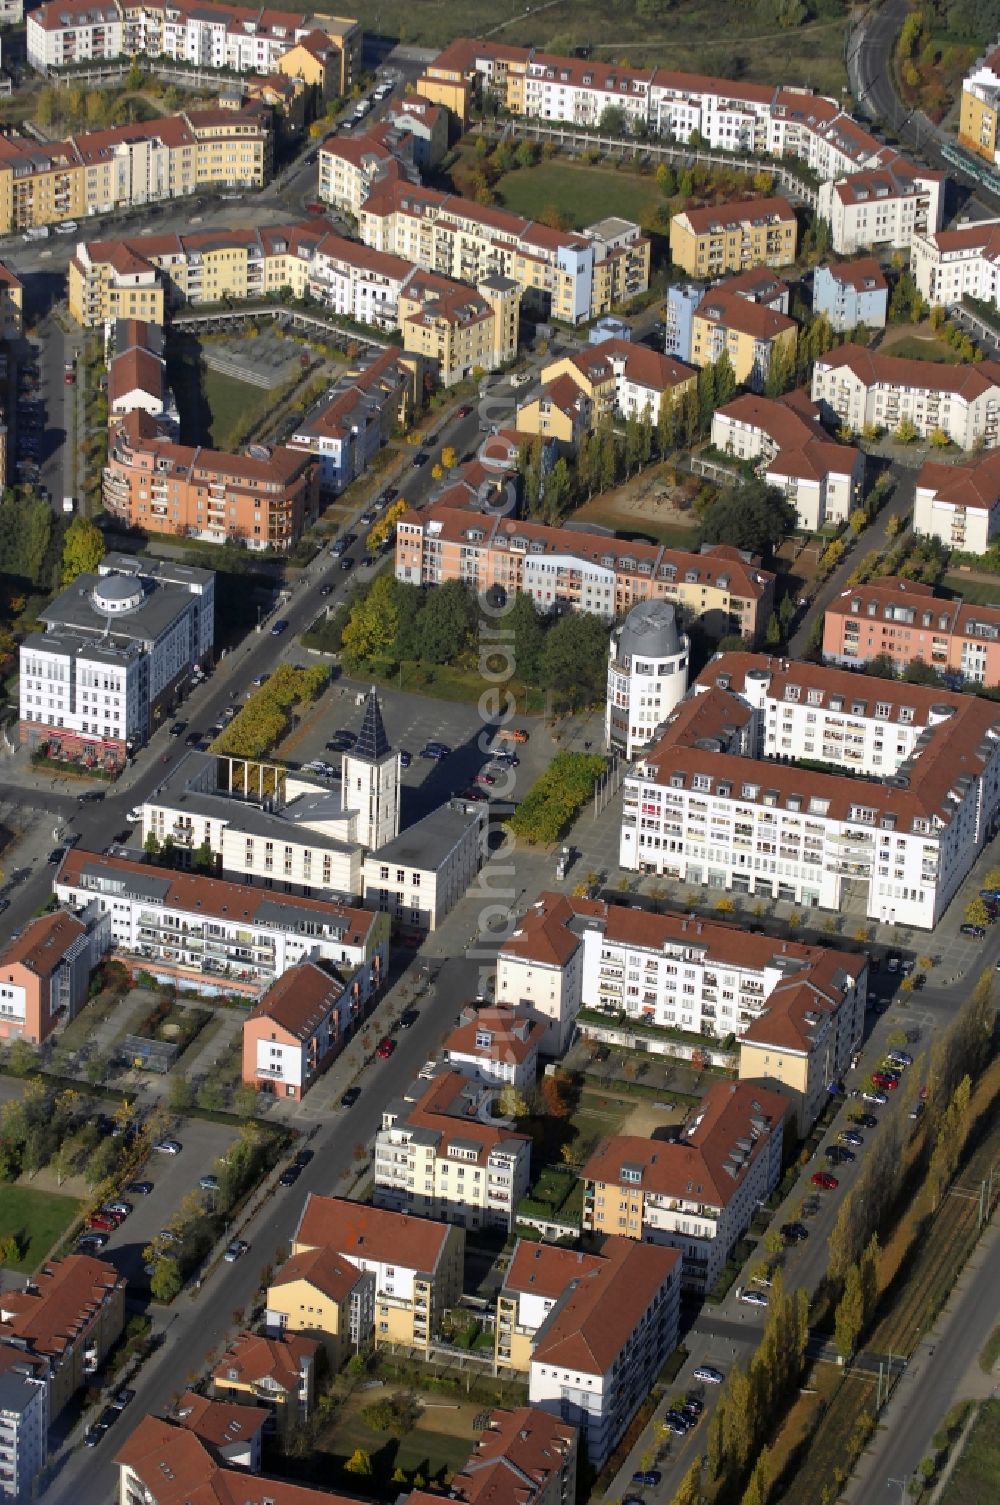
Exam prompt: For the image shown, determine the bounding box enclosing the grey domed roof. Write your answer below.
[616,599,683,661]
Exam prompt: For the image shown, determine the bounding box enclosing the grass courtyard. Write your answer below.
[0,1186,84,1272]
[880,334,964,364]
[494,161,662,232]
[165,336,282,450]
[311,1389,483,1491]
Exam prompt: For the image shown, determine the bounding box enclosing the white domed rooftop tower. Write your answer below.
[341,687,400,851]
[606,600,689,757]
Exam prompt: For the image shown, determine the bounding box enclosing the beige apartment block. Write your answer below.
[670,196,798,276]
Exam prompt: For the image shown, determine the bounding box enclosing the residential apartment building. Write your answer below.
[0,109,271,234]
[618,651,1000,929]
[168,1391,268,1469]
[139,750,365,898]
[711,391,865,531]
[398,271,520,386]
[443,1004,546,1093]
[107,318,176,433]
[420,41,936,220]
[910,220,1000,312]
[0,259,23,339]
[0,1347,48,1505]
[0,907,111,1045]
[388,95,448,171]
[959,41,1000,166]
[812,259,888,331]
[495,1236,681,1467]
[288,347,416,493]
[242,960,355,1100]
[450,1408,578,1505]
[913,449,1000,554]
[276,23,358,100]
[532,338,696,424]
[817,162,944,255]
[19,553,215,768]
[690,283,797,391]
[209,1331,318,1438]
[271,1194,465,1357]
[103,409,320,550]
[606,599,690,758]
[669,197,798,277]
[811,344,1000,449]
[582,1082,789,1291]
[27,1,360,82]
[515,374,593,448]
[54,848,389,998]
[362,798,487,932]
[395,508,775,641]
[823,575,1000,684]
[498,890,865,1114]
[318,122,419,216]
[374,1069,532,1231]
[497,894,603,1055]
[0,1256,124,1422]
[357,178,650,325]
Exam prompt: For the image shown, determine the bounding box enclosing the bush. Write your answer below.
[212,663,328,759]
[508,751,606,845]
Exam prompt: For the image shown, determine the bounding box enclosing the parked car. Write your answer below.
[825,1145,855,1165]
[111,1388,135,1410]
[811,1171,839,1190]
[376,1036,396,1059]
[887,1050,913,1067]
[126,1181,154,1196]
[960,923,986,939]
[168,721,187,737]
[399,749,411,768]
[840,1130,864,1148]
[223,1240,250,1263]
[270,618,289,637]
[631,1472,661,1488]
[693,1364,724,1384]
[781,1222,809,1243]
[871,1071,900,1091]
[738,1288,769,1306]
[199,1174,220,1191]
[853,1113,878,1129]
[278,1165,302,1187]
[399,1008,419,1029]
[88,1213,119,1232]
[152,1138,182,1155]
[103,1201,132,1218]
[412,451,429,467]
[340,1087,361,1108]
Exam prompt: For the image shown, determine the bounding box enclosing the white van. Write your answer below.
[62,496,75,513]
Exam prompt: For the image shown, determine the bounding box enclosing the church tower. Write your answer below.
[341,687,400,851]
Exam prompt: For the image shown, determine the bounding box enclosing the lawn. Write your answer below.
[361,0,848,94]
[948,1399,1000,1505]
[201,367,276,449]
[165,335,276,449]
[943,574,1000,606]
[369,657,547,713]
[313,1389,481,1489]
[573,500,700,550]
[880,334,963,364]
[0,1186,84,1272]
[494,161,661,232]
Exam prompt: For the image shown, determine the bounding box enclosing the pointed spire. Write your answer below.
[354,687,391,763]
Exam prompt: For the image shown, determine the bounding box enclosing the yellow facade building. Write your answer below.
[959,44,1000,165]
[399,272,520,386]
[669,196,798,276]
[276,26,354,104]
[266,1194,464,1364]
[690,285,798,391]
[0,260,24,338]
[535,337,696,426]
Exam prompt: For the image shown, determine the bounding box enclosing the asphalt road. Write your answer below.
[42,940,491,1505]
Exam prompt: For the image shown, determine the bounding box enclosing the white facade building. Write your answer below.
[912,451,1000,554]
[910,221,1000,311]
[18,554,213,767]
[0,1349,49,1504]
[812,344,1000,449]
[362,799,486,931]
[817,165,944,254]
[497,894,603,1055]
[54,848,388,999]
[617,653,1000,930]
[443,1004,546,1093]
[606,599,689,758]
[340,690,400,853]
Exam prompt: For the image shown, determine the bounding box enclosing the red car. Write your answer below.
[376,1037,396,1059]
[305,201,326,215]
[461,787,488,802]
[475,772,495,787]
[871,1072,900,1090]
[811,1171,839,1190]
[456,404,473,417]
[88,1213,119,1231]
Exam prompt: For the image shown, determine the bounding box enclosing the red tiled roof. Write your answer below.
[294,1194,453,1274]
[677,195,795,235]
[210,1331,319,1394]
[451,1406,578,1505]
[529,1237,680,1374]
[444,1004,546,1066]
[0,910,86,977]
[0,1254,122,1360]
[815,342,1000,398]
[246,961,344,1041]
[270,1245,365,1304]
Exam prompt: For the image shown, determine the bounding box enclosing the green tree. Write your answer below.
[192,838,215,874]
[344,1448,373,1476]
[671,1461,703,1505]
[834,1262,866,1358]
[765,611,781,649]
[508,591,544,682]
[143,831,161,859]
[233,1083,260,1119]
[150,1257,182,1303]
[539,612,609,707]
[714,349,737,407]
[196,1079,225,1112]
[699,479,797,561]
[964,898,991,930]
[6,1040,36,1078]
[721,1362,754,1471]
[599,105,628,135]
[85,1138,118,1186]
[415,579,477,664]
[168,1075,195,1113]
[697,362,717,433]
[927,1075,972,1209]
[514,138,539,168]
[340,574,399,670]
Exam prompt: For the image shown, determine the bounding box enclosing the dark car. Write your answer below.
[111,1388,135,1411]
[399,1009,419,1029]
[960,923,986,939]
[399,749,411,768]
[631,1472,661,1488]
[48,847,67,864]
[83,1423,106,1447]
[185,731,202,746]
[840,1130,864,1147]
[853,1112,879,1129]
[126,1181,154,1195]
[270,618,289,636]
[340,556,354,571]
[320,583,333,596]
[412,451,429,467]
[168,721,187,737]
[825,1145,855,1165]
[78,790,105,803]
[340,1086,361,1108]
[781,1221,809,1243]
[278,1165,302,1187]
[294,1149,314,1167]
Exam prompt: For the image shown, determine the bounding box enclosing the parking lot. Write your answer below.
[282,677,558,827]
[86,1116,241,1289]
